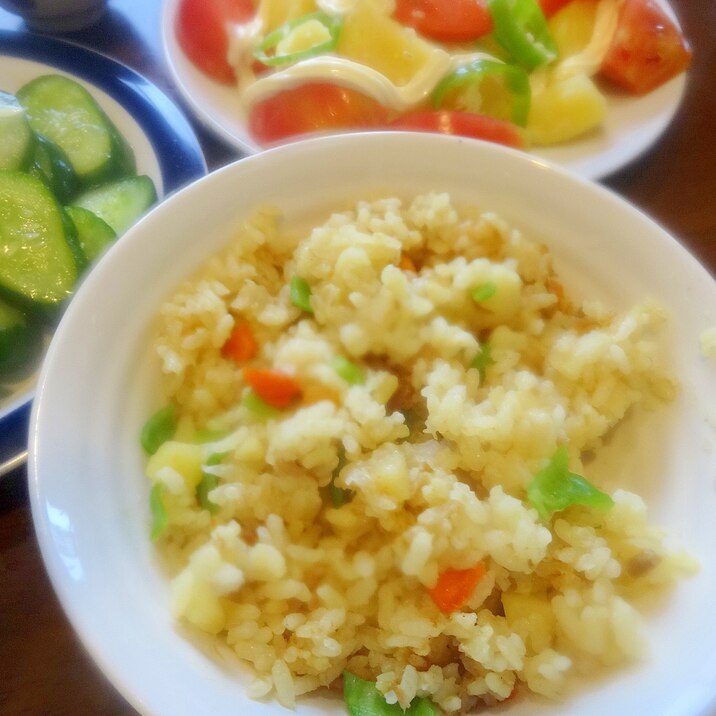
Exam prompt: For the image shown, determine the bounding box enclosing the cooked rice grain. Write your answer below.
[147,193,692,712]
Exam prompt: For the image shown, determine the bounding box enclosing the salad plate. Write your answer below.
[161,0,688,179]
[0,30,207,478]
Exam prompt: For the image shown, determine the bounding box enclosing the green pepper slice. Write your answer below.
[253,11,342,67]
[196,452,228,514]
[432,59,531,127]
[290,276,313,313]
[471,281,498,303]
[290,275,314,313]
[343,671,440,716]
[328,446,353,508]
[488,0,558,71]
[149,484,169,541]
[331,355,366,385]
[471,342,494,384]
[141,404,177,455]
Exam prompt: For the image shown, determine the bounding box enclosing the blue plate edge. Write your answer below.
[0,29,208,475]
[0,29,207,191]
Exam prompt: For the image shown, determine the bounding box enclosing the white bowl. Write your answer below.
[29,133,716,716]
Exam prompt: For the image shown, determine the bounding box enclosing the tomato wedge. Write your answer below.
[389,111,525,148]
[175,0,255,84]
[600,0,692,95]
[393,0,493,42]
[248,83,389,145]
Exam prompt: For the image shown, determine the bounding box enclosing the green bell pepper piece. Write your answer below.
[149,484,169,541]
[432,59,531,127]
[488,0,558,71]
[343,672,440,716]
[331,355,366,385]
[290,275,314,314]
[141,404,177,455]
[253,11,342,67]
[527,445,614,521]
[471,342,494,384]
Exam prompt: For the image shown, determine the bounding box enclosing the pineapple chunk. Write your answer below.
[258,0,317,33]
[527,72,606,146]
[276,18,332,56]
[337,0,437,86]
[502,591,555,653]
[146,440,204,491]
[549,0,598,59]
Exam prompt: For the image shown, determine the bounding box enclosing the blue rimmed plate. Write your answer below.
[0,30,207,477]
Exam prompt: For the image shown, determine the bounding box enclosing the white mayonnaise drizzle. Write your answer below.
[239,50,500,111]
[228,0,616,112]
[553,0,623,81]
[241,52,450,110]
[315,0,359,14]
[227,15,265,95]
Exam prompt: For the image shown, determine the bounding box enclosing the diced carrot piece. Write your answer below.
[221,322,258,362]
[243,367,302,408]
[428,562,487,613]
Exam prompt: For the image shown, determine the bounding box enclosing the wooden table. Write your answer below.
[0,1,713,713]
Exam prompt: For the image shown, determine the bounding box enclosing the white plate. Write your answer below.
[0,30,207,477]
[30,133,716,716]
[161,0,688,179]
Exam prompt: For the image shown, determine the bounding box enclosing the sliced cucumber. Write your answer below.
[29,133,78,203]
[17,74,133,185]
[0,297,40,378]
[108,121,137,178]
[60,204,89,275]
[72,175,157,236]
[65,205,117,264]
[0,90,34,171]
[0,171,79,305]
